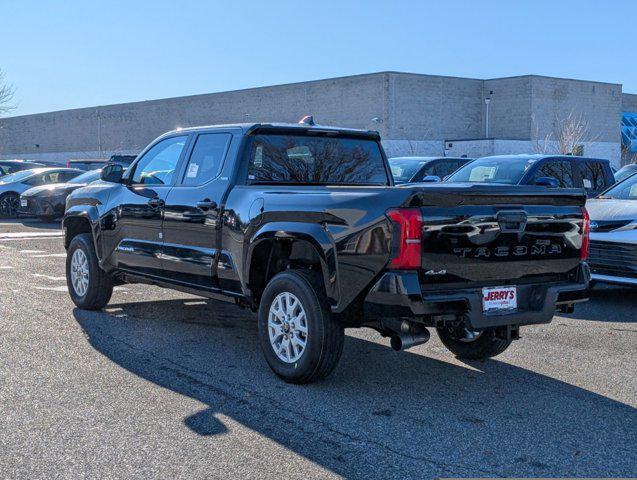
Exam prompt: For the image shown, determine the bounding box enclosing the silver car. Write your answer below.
[0,168,83,218]
[586,173,637,286]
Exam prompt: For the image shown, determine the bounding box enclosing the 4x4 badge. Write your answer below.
[424,269,447,275]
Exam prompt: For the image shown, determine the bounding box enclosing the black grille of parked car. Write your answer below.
[588,240,637,279]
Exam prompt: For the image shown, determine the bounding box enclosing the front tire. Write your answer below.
[257,271,344,384]
[436,326,512,360]
[66,233,113,310]
[0,192,20,218]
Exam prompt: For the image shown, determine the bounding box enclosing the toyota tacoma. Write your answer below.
[63,120,590,383]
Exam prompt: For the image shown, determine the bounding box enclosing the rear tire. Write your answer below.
[257,270,344,384]
[66,233,113,310]
[436,326,512,360]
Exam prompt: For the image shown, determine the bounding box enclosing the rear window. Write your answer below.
[614,164,637,183]
[579,161,608,192]
[389,159,429,183]
[601,173,637,200]
[246,134,389,185]
[533,160,575,188]
[447,157,535,185]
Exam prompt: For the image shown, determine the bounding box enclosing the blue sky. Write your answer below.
[3,0,634,116]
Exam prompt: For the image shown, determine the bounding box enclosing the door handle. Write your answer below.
[196,199,217,211]
[147,197,164,208]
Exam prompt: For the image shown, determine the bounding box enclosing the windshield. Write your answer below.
[614,165,637,183]
[0,170,34,184]
[69,169,102,184]
[446,156,535,184]
[600,173,637,200]
[246,134,389,185]
[389,159,429,183]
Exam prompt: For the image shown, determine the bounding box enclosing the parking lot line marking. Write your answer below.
[0,231,63,239]
[35,286,68,292]
[20,250,46,254]
[32,274,66,281]
[0,236,63,242]
[30,253,66,258]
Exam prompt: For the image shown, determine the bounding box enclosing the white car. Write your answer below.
[0,168,83,218]
[586,173,637,286]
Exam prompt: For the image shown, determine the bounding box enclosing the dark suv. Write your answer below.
[446,154,615,197]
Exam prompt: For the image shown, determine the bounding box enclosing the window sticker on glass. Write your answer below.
[187,163,199,178]
[469,166,497,182]
[583,179,592,189]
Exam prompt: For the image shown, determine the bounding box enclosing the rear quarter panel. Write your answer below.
[222,185,412,311]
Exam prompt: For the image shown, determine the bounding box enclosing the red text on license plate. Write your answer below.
[482,286,517,312]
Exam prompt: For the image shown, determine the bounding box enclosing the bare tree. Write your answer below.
[0,69,15,117]
[531,113,552,154]
[531,110,598,155]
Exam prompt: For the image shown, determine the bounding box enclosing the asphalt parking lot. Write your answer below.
[0,219,635,479]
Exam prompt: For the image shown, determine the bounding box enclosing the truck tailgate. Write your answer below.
[406,184,587,285]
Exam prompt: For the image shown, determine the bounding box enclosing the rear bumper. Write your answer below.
[364,264,590,329]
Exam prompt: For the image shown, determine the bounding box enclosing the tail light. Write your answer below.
[581,207,590,261]
[386,208,422,269]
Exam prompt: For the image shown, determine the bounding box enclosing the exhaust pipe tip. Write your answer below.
[390,321,430,351]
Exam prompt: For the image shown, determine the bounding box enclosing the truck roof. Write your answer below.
[164,122,381,139]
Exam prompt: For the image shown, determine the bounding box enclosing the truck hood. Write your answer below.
[22,183,84,198]
[586,198,637,221]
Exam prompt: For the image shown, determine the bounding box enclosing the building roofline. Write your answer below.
[1,71,626,120]
[486,73,622,87]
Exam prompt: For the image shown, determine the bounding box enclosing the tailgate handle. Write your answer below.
[497,211,527,233]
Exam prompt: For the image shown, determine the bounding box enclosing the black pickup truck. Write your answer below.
[63,121,590,383]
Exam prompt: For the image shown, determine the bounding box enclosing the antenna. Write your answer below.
[298,115,315,126]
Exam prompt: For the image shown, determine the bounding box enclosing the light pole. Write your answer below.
[484,97,491,138]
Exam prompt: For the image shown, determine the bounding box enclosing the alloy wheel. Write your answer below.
[70,249,90,297]
[268,292,308,363]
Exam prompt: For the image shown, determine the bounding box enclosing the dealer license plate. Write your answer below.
[482,286,517,313]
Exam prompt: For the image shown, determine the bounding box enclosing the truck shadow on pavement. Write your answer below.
[73,299,636,478]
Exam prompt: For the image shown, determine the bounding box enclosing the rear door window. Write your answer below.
[533,160,575,188]
[579,161,606,192]
[181,133,231,185]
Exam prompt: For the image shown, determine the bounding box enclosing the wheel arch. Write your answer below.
[246,223,338,308]
[62,207,101,258]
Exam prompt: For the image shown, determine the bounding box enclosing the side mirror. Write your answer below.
[422,175,442,183]
[534,176,559,188]
[101,163,124,183]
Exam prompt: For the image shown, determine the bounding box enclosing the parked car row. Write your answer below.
[390,154,617,197]
[0,153,139,219]
[0,168,84,218]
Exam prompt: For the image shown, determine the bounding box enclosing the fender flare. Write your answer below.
[246,222,339,307]
[62,205,103,261]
